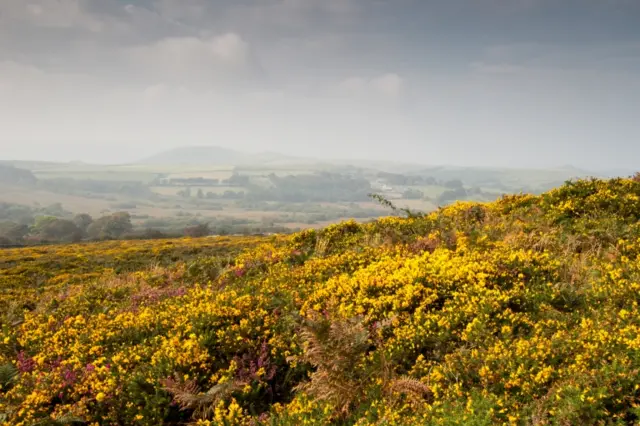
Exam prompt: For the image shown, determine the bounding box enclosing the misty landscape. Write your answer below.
[1,0,639,246]
[0,149,619,245]
[2,1,640,425]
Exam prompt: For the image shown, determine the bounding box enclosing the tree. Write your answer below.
[444,179,464,190]
[0,202,35,225]
[87,212,133,240]
[424,176,437,185]
[33,216,58,231]
[73,213,93,233]
[35,218,82,242]
[224,173,250,186]
[0,222,29,243]
[177,188,192,198]
[197,189,204,199]
[437,187,468,205]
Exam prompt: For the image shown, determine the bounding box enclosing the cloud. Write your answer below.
[370,74,404,97]
[126,33,259,87]
[0,0,104,32]
[470,62,525,74]
[0,61,96,98]
[1,0,640,169]
[477,41,640,75]
[338,73,404,98]
[153,0,210,24]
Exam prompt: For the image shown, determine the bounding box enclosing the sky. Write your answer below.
[0,0,639,169]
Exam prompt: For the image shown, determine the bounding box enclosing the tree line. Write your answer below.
[0,211,134,246]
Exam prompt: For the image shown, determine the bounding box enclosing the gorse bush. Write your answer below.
[2,177,640,425]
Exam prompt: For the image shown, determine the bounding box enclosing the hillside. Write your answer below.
[2,177,640,425]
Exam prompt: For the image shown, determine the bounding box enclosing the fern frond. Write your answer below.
[0,363,18,389]
[33,413,85,425]
[388,376,431,398]
[314,237,330,257]
[295,313,371,416]
[162,374,243,420]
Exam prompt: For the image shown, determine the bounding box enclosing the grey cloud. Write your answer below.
[0,0,103,31]
[338,74,405,98]
[125,33,263,88]
[1,0,639,169]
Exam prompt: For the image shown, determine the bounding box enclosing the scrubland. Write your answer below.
[2,177,640,425]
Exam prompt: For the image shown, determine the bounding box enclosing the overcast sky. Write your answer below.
[1,0,639,169]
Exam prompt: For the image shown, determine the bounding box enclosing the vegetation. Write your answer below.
[246,173,373,203]
[2,158,599,246]
[36,179,157,200]
[1,176,640,424]
[0,210,136,246]
[0,165,37,186]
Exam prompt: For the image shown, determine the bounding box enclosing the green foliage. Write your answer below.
[32,413,86,426]
[72,213,93,232]
[0,363,18,390]
[248,173,372,203]
[33,218,82,243]
[86,211,133,239]
[37,178,156,199]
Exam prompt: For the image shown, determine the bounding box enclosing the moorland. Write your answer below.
[1,176,640,425]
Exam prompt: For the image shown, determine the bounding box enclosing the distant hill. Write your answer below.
[137,146,297,166]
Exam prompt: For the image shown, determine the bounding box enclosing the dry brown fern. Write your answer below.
[293,313,370,416]
[386,376,432,403]
[314,236,331,257]
[161,373,244,420]
[293,312,431,417]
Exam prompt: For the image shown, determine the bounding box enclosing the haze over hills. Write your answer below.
[134,145,617,177]
[137,146,304,166]
[2,144,631,185]
[134,145,620,176]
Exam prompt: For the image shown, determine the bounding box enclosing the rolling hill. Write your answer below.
[2,176,640,424]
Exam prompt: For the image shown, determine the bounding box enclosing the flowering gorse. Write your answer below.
[2,177,640,425]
